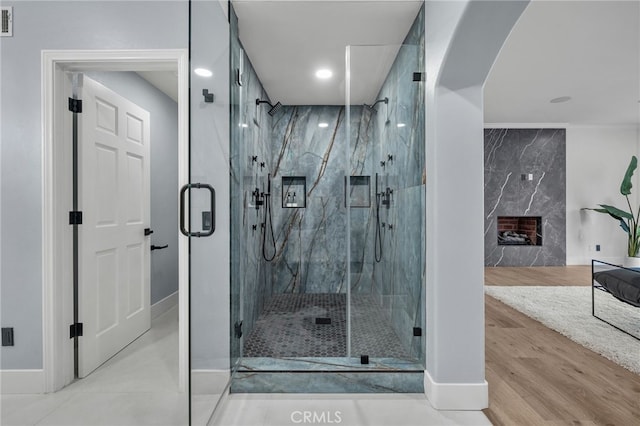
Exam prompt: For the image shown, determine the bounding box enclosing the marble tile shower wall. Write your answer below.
[484,128,566,266]
[367,5,425,358]
[268,105,374,294]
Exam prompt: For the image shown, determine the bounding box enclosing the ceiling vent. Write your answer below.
[1,7,13,37]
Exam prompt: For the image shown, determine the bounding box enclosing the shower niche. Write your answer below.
[281,176,306,208]
[345,175,371,208]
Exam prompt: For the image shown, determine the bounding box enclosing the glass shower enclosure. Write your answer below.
[227,3,426,393]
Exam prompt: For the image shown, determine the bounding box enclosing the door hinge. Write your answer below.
[1,7,13,37]
[69,211,83,225]
[70,323,83,339]
[68,98,83,113]
[234,321,243,338]
[412,72,425,82]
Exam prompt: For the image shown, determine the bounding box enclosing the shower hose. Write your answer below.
[375,191,383,263]
[262,187,276,262]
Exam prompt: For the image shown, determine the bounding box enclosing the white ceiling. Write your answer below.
[137,71,179,102]
[141,1,639,126]
[484,0,639,125]
[232,0,424,105]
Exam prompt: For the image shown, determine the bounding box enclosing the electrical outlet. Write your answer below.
[596,244,601,252]
[2,327,14,346]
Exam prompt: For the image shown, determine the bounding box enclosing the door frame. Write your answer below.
[41,49,189,392]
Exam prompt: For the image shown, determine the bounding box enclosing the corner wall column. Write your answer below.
[424,0,530,410]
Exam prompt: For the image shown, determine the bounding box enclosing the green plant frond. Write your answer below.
[582,207,617,216]
[620,155,637,196]
[619,219,630,234]
[598,204,633,220]
[629,234,640,257]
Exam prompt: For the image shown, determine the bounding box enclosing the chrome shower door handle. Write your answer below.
[179,183,216,237]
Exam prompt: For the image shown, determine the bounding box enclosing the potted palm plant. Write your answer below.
[584,155,640,266]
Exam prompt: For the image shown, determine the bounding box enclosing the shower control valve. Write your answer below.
[382,187,393,208]
[252,188,264,209]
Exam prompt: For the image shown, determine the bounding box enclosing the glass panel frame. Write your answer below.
[346,43,426,368]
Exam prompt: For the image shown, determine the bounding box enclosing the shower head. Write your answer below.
[268,101,283,116]
[373,97,389,107]
[363,104,376,113]
[256,99,284,116]
[363,97,389,112]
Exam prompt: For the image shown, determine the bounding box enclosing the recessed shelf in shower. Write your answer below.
[282,176,306,208]
[345,175,371,208]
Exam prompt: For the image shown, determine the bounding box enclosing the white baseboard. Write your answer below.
[567,256,622,266]
[424,370,488,410]
[151,290,178,320]
[1,369,45,394]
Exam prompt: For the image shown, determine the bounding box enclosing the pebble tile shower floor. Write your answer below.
[243,294,409,358]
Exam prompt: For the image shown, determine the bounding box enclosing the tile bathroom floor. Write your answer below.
[1,306,190,426]
[2,305,490,426]
[210,393,492,426]
[243,293,411,358]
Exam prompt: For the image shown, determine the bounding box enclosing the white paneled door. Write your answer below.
[78,76,151,377]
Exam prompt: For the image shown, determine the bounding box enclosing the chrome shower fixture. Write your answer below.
[256,99,284,116]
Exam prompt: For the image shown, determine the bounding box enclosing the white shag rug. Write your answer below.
[485,286,640,374]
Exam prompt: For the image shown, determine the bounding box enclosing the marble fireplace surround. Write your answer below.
[484,128,566,266]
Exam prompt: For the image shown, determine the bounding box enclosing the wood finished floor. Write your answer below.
[483,266,640,425]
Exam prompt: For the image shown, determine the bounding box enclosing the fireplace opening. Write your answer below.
[497,216,542,246]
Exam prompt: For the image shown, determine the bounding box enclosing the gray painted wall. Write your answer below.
[0,1,188,370]
[85,71,179,305]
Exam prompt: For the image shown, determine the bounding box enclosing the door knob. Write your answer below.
[144,228,154,236]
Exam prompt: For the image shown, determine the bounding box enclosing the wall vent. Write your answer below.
[1,7,13,37]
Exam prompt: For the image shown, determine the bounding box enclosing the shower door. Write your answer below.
[346,42,426,367]
[188,1,233,425]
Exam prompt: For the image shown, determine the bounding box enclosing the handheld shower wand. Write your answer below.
[262,173,276,261]
[374,173,383,263]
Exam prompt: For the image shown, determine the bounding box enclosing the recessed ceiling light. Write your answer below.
[194,68,213,77]
[397,123,406,128]
[318,122,329,128]
[550,96,571,104]
[315,69,333,79]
